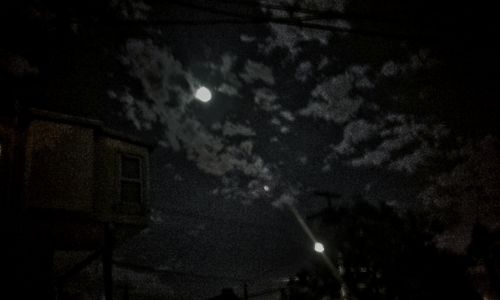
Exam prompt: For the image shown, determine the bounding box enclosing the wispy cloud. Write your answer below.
[295,61,313,82]
[110,0,151,20]
[378,49,436,78]
[240,34,256,43]
[208,53,242,97]
[254,88,281,112]
[239,60,275,85]
[333,113,449,173]
[299,65,373,123]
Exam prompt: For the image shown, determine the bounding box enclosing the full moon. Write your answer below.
[195,86,212,102]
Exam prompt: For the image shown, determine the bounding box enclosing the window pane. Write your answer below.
[121,155,141,179]
[121,181,142,203]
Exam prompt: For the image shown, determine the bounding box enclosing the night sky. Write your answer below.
[2,0,500,298]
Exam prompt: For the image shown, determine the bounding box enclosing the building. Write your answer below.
[0,108,154,299]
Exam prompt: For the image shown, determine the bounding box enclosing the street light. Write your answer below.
[314,242,325,253]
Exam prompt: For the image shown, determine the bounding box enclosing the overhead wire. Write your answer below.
[6,0,435,42]
[198,0,409,25]
[166,0,431,41]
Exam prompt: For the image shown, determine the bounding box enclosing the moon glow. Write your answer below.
[195,86,212,102]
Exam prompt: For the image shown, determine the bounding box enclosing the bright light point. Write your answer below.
[314,242,325,253]
[195,86,212,102]
[263,185,270,192]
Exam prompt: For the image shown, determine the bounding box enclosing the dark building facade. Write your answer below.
[0,109,153,299]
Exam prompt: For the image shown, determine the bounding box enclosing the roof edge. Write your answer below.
[26,109,156,150]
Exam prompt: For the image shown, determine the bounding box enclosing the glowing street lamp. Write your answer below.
[314,242,325,253]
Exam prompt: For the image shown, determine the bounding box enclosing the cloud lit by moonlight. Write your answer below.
[195,86,212,102]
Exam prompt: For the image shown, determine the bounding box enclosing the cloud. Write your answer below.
[272,191,298,208]
[208,53,243,97]
[212,163,275,204]
[110,0,151,20]
[380,60,400,77]
[280,126,290,134]
[387,142,434,173]
[219,121,256,137]
[299,65,373,123]
[334,113,449,173]
[258,23,331,59]
[208,53,237,76]
[295,61,313,82]
[334,119,380,155]
[217,83,239,96]
[254,88,281,112]
[120,39,194,108]
[280,110,296,122]
[239,60,275,85]
[240,35,256,43]
[378,49,436,78]
[270,117,282,126]
[318,57,330,70]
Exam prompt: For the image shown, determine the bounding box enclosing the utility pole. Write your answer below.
[103,223,114,300]
[306,191,349,300]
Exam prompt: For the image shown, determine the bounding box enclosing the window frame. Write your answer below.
[117,152,145,213]
[0,136,7,165]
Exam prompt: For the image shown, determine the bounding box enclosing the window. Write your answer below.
[119,154,143,206]
[0,138,6,163]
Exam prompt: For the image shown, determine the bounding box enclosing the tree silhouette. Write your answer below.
[288,195,481,299]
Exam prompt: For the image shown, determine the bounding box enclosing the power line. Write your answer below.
[166,0,431,41]
[199,0,408,25]
[5,2,435,42]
